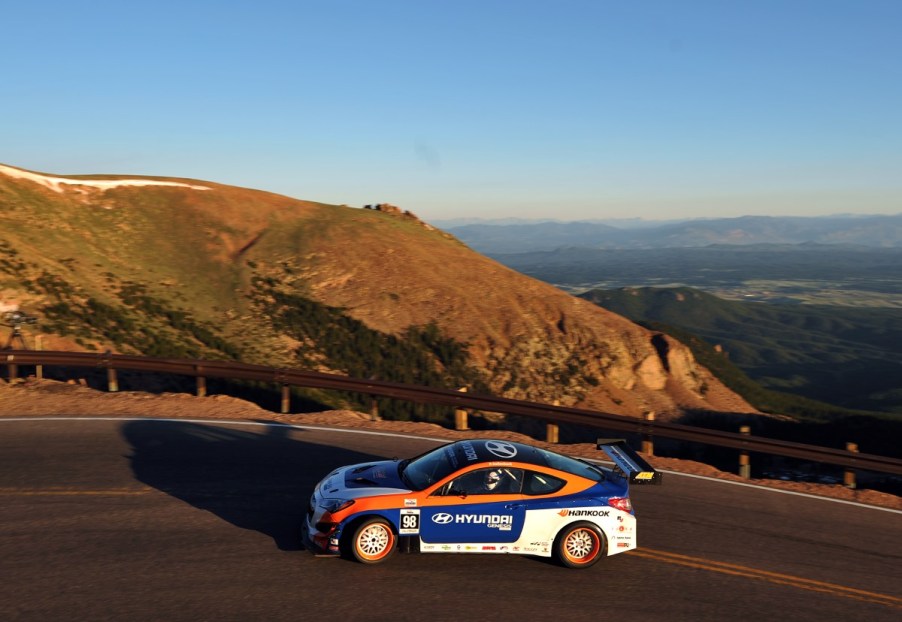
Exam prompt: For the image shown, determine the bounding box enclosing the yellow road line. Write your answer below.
[0,487,153,496]
[632,547,901,609]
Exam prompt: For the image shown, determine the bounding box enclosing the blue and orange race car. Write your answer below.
[303,438,660,568]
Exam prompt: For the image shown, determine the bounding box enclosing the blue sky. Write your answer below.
[2,0,900,222]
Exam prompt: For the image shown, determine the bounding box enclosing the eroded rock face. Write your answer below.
[634,353,668,392]
[301,229,758,420]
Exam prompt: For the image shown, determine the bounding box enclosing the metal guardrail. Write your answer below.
[4,350,901,477]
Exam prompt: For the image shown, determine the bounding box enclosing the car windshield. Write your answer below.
[399,444,459,491]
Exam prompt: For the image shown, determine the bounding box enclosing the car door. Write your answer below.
[419,467,527,545]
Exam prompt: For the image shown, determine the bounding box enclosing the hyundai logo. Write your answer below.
[432,513,454,524]
[485,440,517,459]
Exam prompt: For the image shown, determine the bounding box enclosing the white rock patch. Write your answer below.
[0,164,209,193]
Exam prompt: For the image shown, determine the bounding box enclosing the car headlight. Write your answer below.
[320,498,355,513]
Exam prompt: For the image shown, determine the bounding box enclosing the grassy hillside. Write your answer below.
[0,175,491,422]
[1,165,760,422]
[580,287,902,415]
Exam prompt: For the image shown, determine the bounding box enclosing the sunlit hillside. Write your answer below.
[0,164,756,422]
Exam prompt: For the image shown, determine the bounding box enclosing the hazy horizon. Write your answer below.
[428,212,902,226]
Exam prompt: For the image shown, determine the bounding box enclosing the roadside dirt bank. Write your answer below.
[1,378,899,511]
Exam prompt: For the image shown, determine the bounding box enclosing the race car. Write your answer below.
[302,438,660,568]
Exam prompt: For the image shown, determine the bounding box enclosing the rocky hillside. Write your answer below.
[0,163,755,420]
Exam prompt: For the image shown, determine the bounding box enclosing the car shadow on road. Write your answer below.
[121,419,386,552]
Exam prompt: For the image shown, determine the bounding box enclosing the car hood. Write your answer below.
[317,460,411,499]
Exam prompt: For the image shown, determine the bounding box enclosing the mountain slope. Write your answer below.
[0,163,755,420]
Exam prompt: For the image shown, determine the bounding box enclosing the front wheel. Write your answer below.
[554,522,605,569]
[346,518,397,564]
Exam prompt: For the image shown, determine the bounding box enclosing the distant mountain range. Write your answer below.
[438,214,902,253]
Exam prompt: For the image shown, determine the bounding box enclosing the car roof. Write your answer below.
[446,438,558,468]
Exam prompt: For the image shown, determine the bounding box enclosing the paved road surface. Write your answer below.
[0,418,899,621]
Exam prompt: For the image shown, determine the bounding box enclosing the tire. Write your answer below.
[346,518,397,564]
[554,522,605,569]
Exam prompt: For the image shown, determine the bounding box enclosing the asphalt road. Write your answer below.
[0,418,899,622]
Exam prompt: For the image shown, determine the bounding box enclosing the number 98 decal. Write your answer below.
[399,509,420,534]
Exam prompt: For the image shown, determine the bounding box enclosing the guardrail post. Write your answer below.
[369,396,379,421]
[281,384,290,414]
[107,367,119,392]
[195,366,207,398]
[5,355,17,384]
[455,387,469,430]
[844,442,858,489]
[546,400,560,443]
[642,411,655,455]
[35,336,43,380]
[98,351,118,392]
[739,425,751,479]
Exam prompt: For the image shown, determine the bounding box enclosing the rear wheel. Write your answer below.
[346,518,396,564]
[554,522,605,569]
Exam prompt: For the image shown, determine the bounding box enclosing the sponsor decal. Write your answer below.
[404,499,418,507]
[530,541,549,547]
[512,546,520,552]
[455,514,513,525]
[445,447,459,469]
[617,542,630,548]
[482,546,496,551]
[374,469,386,479]
[558,509,610,518]
[485,441,518,459]
[329,537,340,547]
[400,509,420,534]
[523,547,540,552]
[441,545,453,551]
[421,544,436,551]
[460,441,479,462]
[465,546,478,551]
[500,546,509,552]
[635,471,655,481]
[618,526,626,532]
[433,513,514,528]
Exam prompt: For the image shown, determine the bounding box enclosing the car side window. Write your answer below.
[523,471,565,495]
[439,467,524,496]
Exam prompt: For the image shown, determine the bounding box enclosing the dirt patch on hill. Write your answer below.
[1,378,898,511]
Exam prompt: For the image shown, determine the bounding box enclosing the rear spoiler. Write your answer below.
[597,439,662,485]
